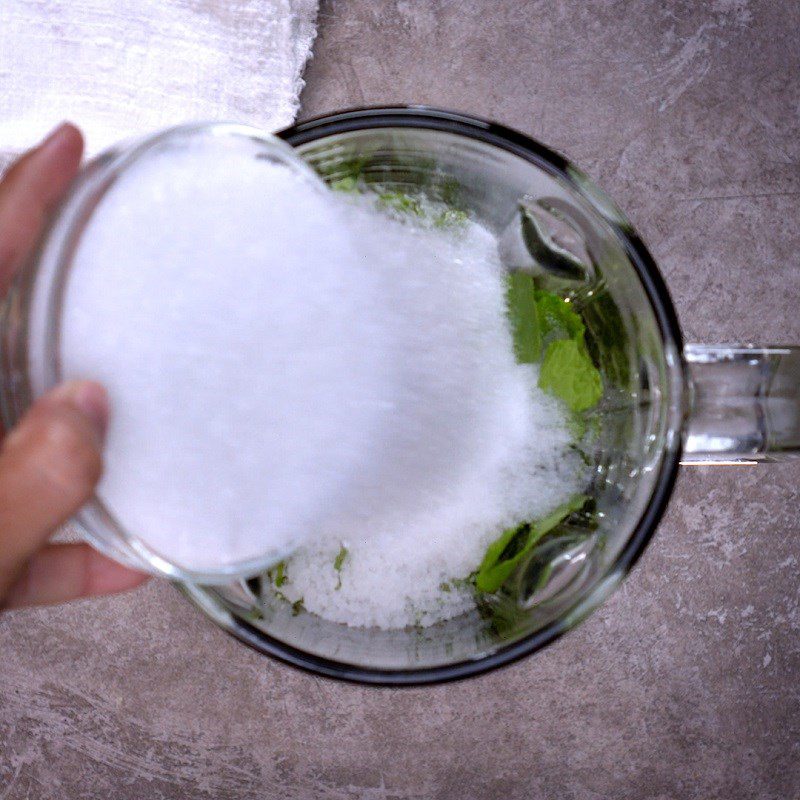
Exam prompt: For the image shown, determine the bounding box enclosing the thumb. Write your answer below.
[0,380,108,599]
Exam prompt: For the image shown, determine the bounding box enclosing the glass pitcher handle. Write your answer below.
[683,344,800,464]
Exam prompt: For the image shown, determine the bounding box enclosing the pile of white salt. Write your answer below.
[277,209,581,628]
[59,134,581,624]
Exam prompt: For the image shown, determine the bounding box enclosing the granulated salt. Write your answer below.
[59,134,581,604]
[277,207,582,628]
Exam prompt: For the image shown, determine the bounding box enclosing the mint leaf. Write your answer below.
[333,545,348,590]
[475,524,527,593]
[504,279,603,410]
[315,153,371,184]
[505,282,585,365]
[535,292,585,344]
[434,208,469,229]
[539,338,603,412]
[451,575,477,592]
[475,495,587,593]
[377,191,423,216]
[505,280,603,412]
[333,545,348,572]
[267,560,287,588]
[330,175,358,192]
[505,272,541,363]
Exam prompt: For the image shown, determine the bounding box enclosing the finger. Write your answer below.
[0,380,108,599]
[2,543,149,609]
[0,122,84,296]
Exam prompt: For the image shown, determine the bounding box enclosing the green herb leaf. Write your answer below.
[505,281,586,365]
[476,524,526,593]
[377,191,424,216]
[434,208,469,229]
[267,560,287,588]
[475,495,587,593]
[333,545,348,572]
[535,291,585,344]
[538,338,603,412]
[330,175,358,193]
[451,574,477,592]
[505,272,541,363]
[291,598,305,616]
[333,545,348,590]
[504,280,603,412]
[314,153,371,183]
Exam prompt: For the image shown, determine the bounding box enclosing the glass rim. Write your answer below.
[181,105,687,687]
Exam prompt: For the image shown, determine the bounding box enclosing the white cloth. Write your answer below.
[0,0,318,545]
[0,0,319,156]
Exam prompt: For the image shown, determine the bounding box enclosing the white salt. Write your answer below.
[60,133,581,601]
[277,208,582,629]
[62,138,399,571]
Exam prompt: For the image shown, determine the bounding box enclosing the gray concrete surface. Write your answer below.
[2,1,800,798]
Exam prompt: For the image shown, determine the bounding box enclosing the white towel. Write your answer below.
[0,0,319,157]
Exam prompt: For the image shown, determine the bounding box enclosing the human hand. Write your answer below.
[0,123,148,610]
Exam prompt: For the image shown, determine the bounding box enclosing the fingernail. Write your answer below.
[39,122,76,157]
[50,380,109,440]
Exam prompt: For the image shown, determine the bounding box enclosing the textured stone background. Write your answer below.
[2,1,799,798]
